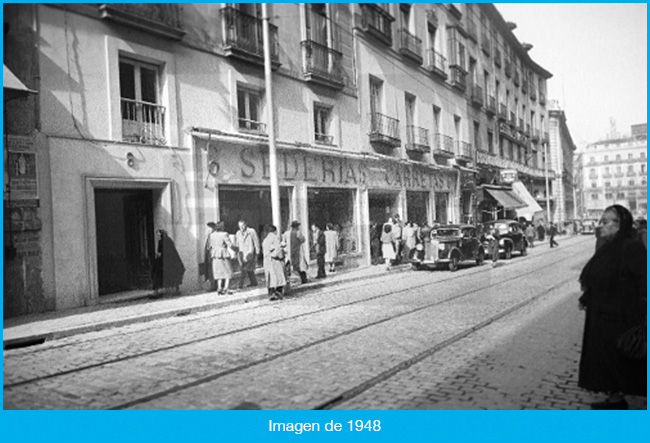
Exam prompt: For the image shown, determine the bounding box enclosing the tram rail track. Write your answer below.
[4,238,589,394]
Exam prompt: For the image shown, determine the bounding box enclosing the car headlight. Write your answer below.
[438,243,446,250]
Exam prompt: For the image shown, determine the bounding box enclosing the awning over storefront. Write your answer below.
[511,181,544,221]
[484,187,526,209]
[3,64,37,100]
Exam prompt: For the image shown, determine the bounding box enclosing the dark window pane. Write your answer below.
[119,62,135,100]
[140,67,158,104]
[237,90,247,121]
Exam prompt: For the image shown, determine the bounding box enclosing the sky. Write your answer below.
[495,2,647,148]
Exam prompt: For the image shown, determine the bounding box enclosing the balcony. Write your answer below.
[522,78,528,94]
[485,95,497,117]
[360,3,394,46]
[398,28,423,65]
[539,92,546,106]
[466,19,478,42]
[470,84,484,108]
[494,47,502,67]
[456,141,473,161]
[369,112,400,148]
[433,133,455,157]
[504,60,512,78]
[121,99,166,145]
[99,3,185,40]
[509,112,517,128]
[405,125,430,154]
[530,84,537,101]
[238,117,267,134]
[301,40,345,90]
[481,34,491,56]
[498,103,508,121]
[426,49,447,80]
[221,7,280,67]
[449,65,467,92]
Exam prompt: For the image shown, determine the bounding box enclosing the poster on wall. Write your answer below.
[4,134,38,200]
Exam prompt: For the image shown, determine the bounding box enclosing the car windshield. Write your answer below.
[493,223,511,235]
[435,228,460,237]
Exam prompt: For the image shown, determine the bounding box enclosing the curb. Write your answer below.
[3,264,412,349]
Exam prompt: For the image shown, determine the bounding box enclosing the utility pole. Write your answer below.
[262,3,281,229]
[544,140,551,223]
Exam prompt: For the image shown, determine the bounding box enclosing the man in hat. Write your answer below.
[235,219,260,289]
[283,220,309,284]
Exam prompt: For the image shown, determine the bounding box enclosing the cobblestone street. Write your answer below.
[3,236,646,410]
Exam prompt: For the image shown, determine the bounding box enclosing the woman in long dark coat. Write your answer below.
[152,229,185,297]
[578,205,646,409]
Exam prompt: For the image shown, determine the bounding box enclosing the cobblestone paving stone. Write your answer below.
[123,244,590,410]
[3,237,604,410]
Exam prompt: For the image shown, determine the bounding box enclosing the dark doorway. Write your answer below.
[368,191,400,226]
[95,189,154,295]
[435,192,449,224]
[218,186,292,237]
[406,191,429,225]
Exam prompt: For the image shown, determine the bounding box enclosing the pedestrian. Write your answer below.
[537,222,546,241]
[577,205,646,409]
[262,225,287,301]
[380,220,396,271]
[311,223,326,279]
[151,229,185,298]
[392,214,404,264]
[548,222,559,248]
[403,221,417,262]
[369,223,381,265]
[324,222,339,273]
[525,223,536,248]
[481,225,500,267]
[235,219,260,289]
[283,221,309,284]
[206,220,234,295]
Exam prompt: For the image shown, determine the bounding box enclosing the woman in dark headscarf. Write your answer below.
[152,229,185,298]
[578,205,646,409]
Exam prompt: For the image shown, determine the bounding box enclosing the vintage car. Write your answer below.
[412,225,486,272]
[483,219,528,259]
[580,218,598,235]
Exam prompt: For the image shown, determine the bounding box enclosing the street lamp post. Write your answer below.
[262,3,281,230]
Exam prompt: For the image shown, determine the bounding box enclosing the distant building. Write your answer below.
[548,108,576,224]
[575,125,647,220]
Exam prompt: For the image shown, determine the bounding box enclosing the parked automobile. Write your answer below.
[580,218,598,235]
[483,219,528,259]
[412,225,486,272]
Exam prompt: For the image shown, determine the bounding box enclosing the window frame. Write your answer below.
[236,85,265,134]
[313,103,334,145]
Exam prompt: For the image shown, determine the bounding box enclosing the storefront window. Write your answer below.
[308,188,357,256]
[406,191,429,225]
[368,191,400,227]
[219,186,291,237]
[434,192,449,224]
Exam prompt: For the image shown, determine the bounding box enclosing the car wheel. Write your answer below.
[505,247,512,260]
[476,250,485,265]
[448,255,459,272]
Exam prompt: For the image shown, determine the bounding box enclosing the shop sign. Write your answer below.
[206,141,454,191]
[499,169,518,184]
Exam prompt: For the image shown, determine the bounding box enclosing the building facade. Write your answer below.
[3,3,553,316]
[548,107,576,225]
[575,124,647,221]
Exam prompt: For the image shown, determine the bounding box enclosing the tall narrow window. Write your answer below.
[306,3,329,46]
[119,58,165,144]
[405,93,416,127]
[314,104,333,144]
[237,86,264,133]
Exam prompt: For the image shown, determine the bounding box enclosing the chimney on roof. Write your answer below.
[522,43,533,51]
[506,22,517,31]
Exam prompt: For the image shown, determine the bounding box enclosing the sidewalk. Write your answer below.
[3,262,411,349]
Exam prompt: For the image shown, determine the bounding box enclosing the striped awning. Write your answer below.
[484,188,527,209]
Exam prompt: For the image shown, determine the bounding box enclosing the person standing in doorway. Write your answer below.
[548,222,559,248]
[392,214,404,264]
[235,219,260,289]
[262,225,287,300]
[311,223,326,279]
[369,223,381,265]
[381,219,396,271]
[324,223,340,273]
[284,221,309,284]
[206,221,234,295]
[151,229,185,298]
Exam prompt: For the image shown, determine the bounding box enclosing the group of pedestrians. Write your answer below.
[374,214,427,271]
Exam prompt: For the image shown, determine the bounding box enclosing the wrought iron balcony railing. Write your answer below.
[470,84,484,107]
[450,65,467,91]
[433,133,455,157]
[369,112,401,147]
[486,95,497,116]
[221,7,279,65]
[494,47,502,67]
[301,40,345,89]
[405,125,430,153]
[456,141,473,160]
[398,28,423,64]
[360,3,394,46]
[426,49,447,79]
[121,98,166,145]
[498,103,508,120]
